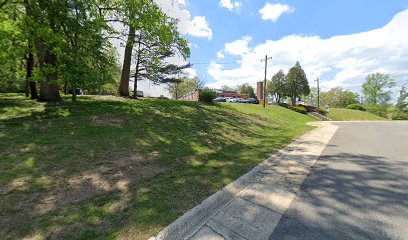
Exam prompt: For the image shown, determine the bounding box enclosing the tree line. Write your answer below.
[266,67,407,119]
[0,0,190,101]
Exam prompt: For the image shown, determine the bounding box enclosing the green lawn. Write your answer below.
[327,108,387,121]
[0,94,315,240]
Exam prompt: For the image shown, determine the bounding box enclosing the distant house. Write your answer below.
[179,89,249,101]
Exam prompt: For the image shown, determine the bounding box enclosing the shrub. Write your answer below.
[198,89,217,103]
[290,106,307,114]
[392,110,408,120]
[298,104,328,115]
[366,105,388,118]
[346,104,366,111]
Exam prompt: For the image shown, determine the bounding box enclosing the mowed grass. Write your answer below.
[327,108,387,121]
[0,93,315,240]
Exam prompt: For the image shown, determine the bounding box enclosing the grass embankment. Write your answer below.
[328,108,387,121]
[0,94,314,240]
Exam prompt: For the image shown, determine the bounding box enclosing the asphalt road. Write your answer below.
[270,122,408,240]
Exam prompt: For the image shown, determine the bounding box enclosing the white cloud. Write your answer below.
[224,36,252,55]
[207,9,408,93]
[219,0,241,11]
[155,0,213,40]
[217,51,225,59]
[259,3,295,22]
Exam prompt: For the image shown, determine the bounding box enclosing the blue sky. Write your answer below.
[134,0,408,97]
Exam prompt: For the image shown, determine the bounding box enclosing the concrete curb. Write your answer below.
[154,122,338,240]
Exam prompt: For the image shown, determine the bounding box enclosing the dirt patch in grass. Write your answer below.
[0,151,166,238]
[91,116,124,127]
[0,95,315,239]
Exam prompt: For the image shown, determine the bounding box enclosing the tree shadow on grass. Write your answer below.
[0,97,310,240]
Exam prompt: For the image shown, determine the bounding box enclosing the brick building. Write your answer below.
[256,81,264,100]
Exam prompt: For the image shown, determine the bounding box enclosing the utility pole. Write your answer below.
[315,77,320,107]
[261,55,273,108]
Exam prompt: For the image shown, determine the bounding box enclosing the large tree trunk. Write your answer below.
[26,51,38,99]
[118,25,135,97]
[36,41,61,102]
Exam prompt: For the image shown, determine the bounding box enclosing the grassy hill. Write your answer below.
[327,108,387,121]
[0,94,315,240]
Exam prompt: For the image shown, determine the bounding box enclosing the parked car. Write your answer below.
[214,97,227,102]
[225,97,233,102]
[230,98,240,103]
[247,98,260,104]
[234,98,244,103]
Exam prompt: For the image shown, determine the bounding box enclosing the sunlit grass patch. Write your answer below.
[0,94,315,239]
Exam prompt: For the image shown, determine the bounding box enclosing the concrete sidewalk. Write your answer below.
[153,122,339,240]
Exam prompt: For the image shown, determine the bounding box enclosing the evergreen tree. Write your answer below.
[285,62,310,106]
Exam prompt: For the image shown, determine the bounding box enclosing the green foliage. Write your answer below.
[319,87,359,108]
[267,70,286,103]
[278,102,289,108]
[0,4,27,93]
[0,94,314,239]
[392,84,408,120]
[395,83,408,111]
[237,83,256,98]
[289,105,307,114]
[167,76,204,99]
[285,62,310,106]
[118,0,191,97]
[362,73,395,105]
[198,88,217,103]
[346,104,366,111]
[366,104,389,118]
[299,104,328,115]
[392,110,408,120]
[0,0,190,101]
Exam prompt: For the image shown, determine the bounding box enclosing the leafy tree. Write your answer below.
[395,83,408,111]
[116,0,155,97]
[285,61,310,106]
[167,76,204,99]
[267,70,286,103]
[116,0,190,97]
[131,27,190,98]
[53,0,116,101]
[198,88,217,103]
[362,73,395,105]
[393,83,408,120]
[0,3,27,93]
[237,83,256,98]
[319,87,359,108]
